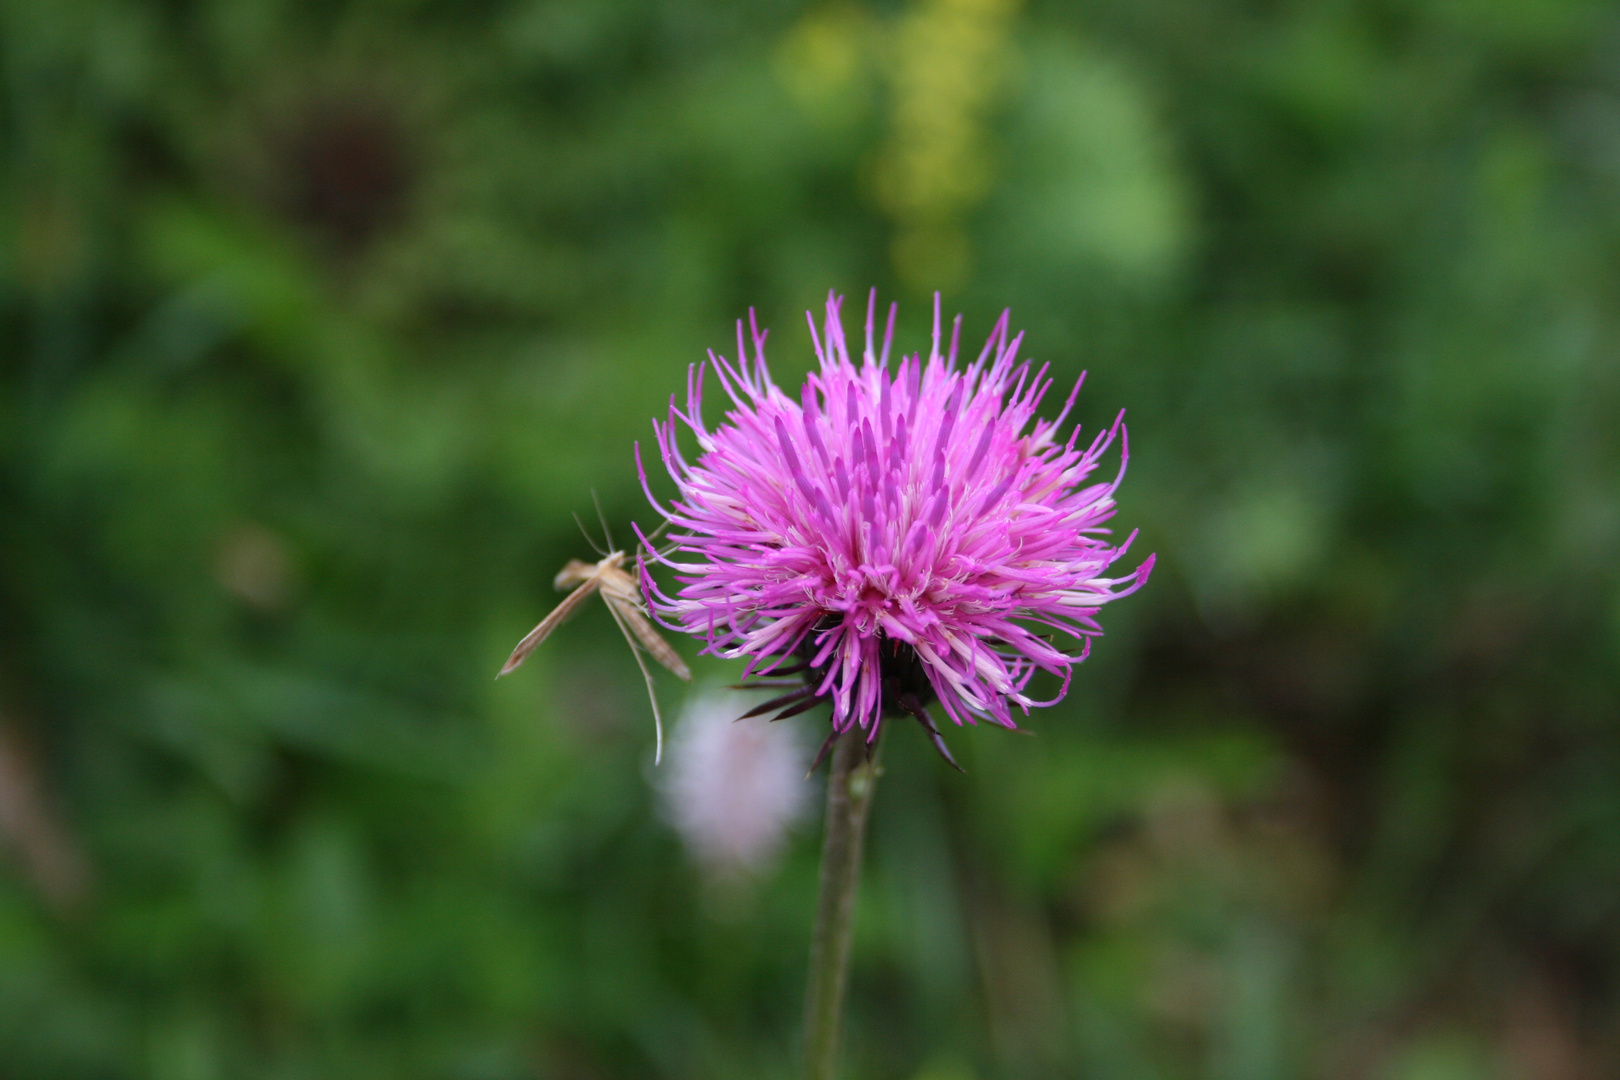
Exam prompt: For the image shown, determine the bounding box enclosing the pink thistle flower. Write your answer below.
[638,291,1154,770]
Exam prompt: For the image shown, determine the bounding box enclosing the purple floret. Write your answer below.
[638,290,1153,742]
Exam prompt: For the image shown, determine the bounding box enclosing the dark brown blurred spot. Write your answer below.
[269,92,417,255]
[1502,977,1591,1080]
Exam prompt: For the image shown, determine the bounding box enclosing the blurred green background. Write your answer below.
[3,0,1619,1077]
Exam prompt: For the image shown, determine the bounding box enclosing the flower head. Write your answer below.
[639,291,1153,764]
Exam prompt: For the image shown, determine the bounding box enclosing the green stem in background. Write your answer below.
[802,728,883,1080]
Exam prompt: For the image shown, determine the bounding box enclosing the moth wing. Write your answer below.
[497,574,603,677]
[614,598,692,681]
[599,567,691,680]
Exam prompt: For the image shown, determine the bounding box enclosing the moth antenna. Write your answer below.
[591,489,617,552]
[572,512,606,557]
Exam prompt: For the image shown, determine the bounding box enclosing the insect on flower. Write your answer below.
[637,290,1154,773]
[498,518,692,763]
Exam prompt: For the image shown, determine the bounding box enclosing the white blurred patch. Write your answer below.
[660,690,812,880]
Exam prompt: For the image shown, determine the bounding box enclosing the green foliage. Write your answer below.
[3,0,1618,1076]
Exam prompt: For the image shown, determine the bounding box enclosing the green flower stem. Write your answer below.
[802,727,882,1080]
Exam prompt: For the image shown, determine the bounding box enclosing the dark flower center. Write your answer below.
[790,628,962,772]
[875,639,937,719]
